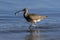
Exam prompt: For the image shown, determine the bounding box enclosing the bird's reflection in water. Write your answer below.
[25,28,40,40]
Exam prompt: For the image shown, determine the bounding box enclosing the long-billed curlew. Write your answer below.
[15,8,48,28]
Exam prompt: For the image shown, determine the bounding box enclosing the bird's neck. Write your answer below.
[24,10,28,17]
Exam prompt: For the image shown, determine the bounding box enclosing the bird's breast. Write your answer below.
[33,19,41,23]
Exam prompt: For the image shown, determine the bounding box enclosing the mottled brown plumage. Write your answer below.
[15,8,48,25]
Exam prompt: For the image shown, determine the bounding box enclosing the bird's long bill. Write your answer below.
[15,10,23,16]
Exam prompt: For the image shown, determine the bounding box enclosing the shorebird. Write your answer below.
[15,8,48,27]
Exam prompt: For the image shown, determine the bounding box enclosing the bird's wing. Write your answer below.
[28,14,43,20]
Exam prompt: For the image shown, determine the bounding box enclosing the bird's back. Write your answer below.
[28,14,47,20]
[24,13,47,22]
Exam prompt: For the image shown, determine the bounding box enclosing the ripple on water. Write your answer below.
[0,24,60,33]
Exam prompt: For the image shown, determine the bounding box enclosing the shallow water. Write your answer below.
[0,0,60,40]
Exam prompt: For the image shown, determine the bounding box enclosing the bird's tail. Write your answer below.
[41,16,48,19]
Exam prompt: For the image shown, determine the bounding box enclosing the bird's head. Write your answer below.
[22,8,27,11]
[15,8,28,16]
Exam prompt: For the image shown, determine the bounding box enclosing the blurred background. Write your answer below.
[0,0,60,40]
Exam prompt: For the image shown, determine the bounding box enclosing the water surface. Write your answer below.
[0,0,60,40]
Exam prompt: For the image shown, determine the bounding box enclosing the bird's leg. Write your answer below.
[29,22,37,29]
[32,22,36,27]
[29,22,34,29]
[29,23,33,30]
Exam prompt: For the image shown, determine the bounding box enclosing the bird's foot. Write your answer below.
[29,25,36,30]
